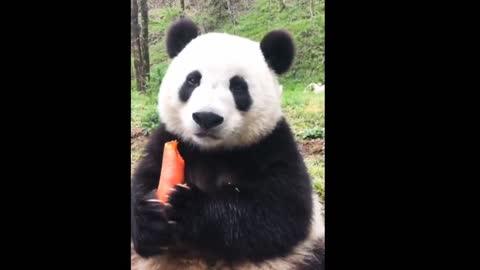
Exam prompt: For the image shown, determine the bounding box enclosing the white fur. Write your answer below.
[158,32,283,150]
[132,194,325,270]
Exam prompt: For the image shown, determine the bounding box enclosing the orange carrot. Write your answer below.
[156,140,185,203]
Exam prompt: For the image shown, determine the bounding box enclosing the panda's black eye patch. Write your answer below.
[179,71,201,102]
[229,75,252,111]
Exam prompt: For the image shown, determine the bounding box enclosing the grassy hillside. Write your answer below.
[222,0,324,88]
[131,0,324,200]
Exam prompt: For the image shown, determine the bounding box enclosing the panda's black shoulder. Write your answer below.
[259,118,300,152]
[248,118,304,166]
[214,118,308,185]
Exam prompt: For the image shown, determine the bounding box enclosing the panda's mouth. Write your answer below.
[195,131,220,140]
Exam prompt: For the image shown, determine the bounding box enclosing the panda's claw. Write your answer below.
[176,183,190,189]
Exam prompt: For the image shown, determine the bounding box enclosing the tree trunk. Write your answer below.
[310,0,315,17]
[279,0,286,11]
[132,0,145,92]
[180,0,185,11]
[226,0,237,25]
[139,0,150,81]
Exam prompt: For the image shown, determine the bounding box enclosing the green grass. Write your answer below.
[282,90,324,141]
[149,8,183,33]
[131,63,168,134]
[305,154,325,201]
[283,91,325,200]
[148,8,183,67]
[131,87,150,127]
[221,0,324,85]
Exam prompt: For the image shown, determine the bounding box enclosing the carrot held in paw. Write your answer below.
[156,140,185,203]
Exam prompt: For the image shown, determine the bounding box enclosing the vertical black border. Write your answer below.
[325,0,432,268]
[324,0,474,267]
[10,1,133,268]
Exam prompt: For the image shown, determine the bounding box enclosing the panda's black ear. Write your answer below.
[166,18,200,58]
[260,30,295,75]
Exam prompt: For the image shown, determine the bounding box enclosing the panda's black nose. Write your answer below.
[192,112,224,129]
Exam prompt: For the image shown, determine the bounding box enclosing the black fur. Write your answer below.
[260,30,295,75]
[229,75,252,111]
[166,18,200,58]
[131,118,314,264]
[179,70,202,102]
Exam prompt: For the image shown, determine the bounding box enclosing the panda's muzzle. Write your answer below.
[192,112,224,130]
[195,131,220,140]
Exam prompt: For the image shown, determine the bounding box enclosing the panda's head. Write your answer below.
[158,19,294,150]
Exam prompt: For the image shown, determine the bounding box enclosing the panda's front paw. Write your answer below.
[132,191,175,257]
[165,184,199,222]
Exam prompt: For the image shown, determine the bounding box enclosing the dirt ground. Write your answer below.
[298,138,324,156]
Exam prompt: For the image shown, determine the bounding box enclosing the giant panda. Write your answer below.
[131,18,324,270]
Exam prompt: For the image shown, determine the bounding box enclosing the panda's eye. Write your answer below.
[186,72,201,86]
[188,77,197,86]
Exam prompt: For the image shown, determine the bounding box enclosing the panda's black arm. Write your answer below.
[173,164,313,263]
[131,125,178,257]
[131,125,177,196]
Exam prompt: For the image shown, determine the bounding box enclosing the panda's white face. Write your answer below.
[158,33,283,150]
